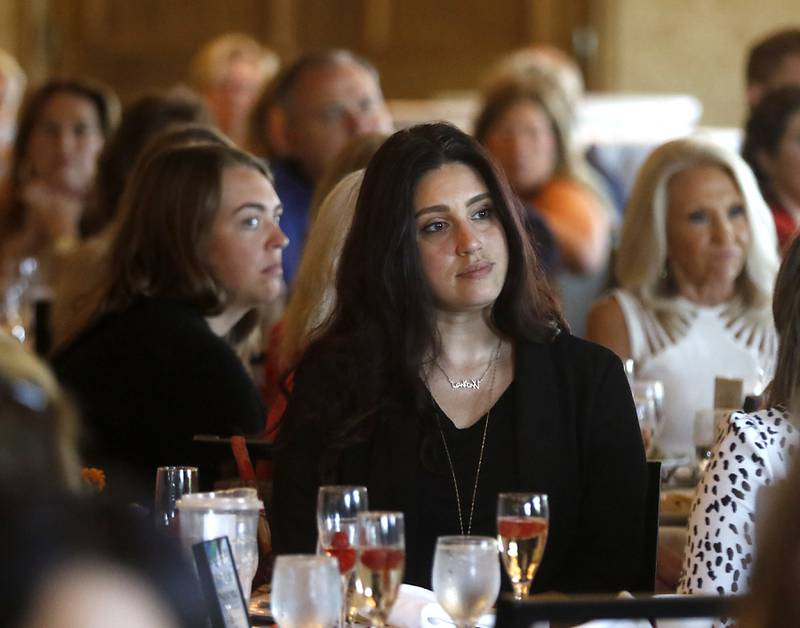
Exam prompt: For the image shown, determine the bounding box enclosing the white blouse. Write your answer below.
[678,406,798,598]
[613,289,775,457]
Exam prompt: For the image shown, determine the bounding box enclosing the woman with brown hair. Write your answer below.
[53,140,287,497]
[742,85,800,252]
[272,123,646,592]
[0,78,118,284]
[679,234,800,602]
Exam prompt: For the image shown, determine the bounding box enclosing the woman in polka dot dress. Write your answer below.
[679,234,800,604]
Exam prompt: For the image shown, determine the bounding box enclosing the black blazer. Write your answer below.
[271,332,647,593]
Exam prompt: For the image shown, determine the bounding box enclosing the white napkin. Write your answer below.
[385,584,495,628]
[419,601,495,628]
[387,584,437,628]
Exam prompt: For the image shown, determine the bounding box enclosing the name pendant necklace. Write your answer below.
[435,338,502,391]
[434,343,501,536]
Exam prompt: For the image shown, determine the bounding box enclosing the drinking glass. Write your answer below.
[271,555,342,628]
[317,485,368,626]
[497,493,548,600]
[356,511,405,628]
[154,466,198,533]
[432,536,500,628]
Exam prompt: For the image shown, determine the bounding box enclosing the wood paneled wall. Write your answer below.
[3,0,590,104]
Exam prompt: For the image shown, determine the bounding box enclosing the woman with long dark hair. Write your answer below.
[272,123,646,592]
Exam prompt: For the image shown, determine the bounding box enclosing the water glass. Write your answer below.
[432,536,500,628]
[271,555,342,628]
[154,466,198,532]
[496,493,549,600]
[176,488,261,601]
[357,511,405,628]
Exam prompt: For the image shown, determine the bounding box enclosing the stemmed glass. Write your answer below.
[432,536,500,628]
[317,485,368,626]
[154,466,197,535]
[271,555,341,628]
[356,511,405,628]
[496,493,549,600]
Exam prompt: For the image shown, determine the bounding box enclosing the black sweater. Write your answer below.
[271,332,647,594]
[53,298,264,498]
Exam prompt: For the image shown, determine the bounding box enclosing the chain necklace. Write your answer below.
[435,346,500,536]
[435,338,502,391]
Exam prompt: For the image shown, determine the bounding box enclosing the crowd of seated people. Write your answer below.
[1,23,800,627]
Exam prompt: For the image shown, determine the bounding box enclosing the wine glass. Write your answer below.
[317,485,368,626]
[432,536,500,628]
[271,555,342,628]
[154,466,197,534]
[496,493,549,600]
[356,511,405,628]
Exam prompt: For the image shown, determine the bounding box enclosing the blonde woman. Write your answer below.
[588,137,779,458]
[0,333,82,496]
[263,170,364,437]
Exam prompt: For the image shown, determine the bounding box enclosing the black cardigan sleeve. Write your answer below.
[561,350,648,592]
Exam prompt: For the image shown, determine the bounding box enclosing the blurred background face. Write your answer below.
[284,61,392,181]
[207,165,287,310]
[25,91,103,194]
[482,99,558,197]
[760,108,800,203]
[204,57,266,139]
[665,164,751,297]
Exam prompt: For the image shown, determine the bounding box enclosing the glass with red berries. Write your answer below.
[496,493,549,599]
[356,511,405,628]
[317,485,368,626]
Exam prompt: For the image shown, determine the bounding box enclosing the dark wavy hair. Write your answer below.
[766,234,800,414]
[277,122,564,476]
[742,85,800,196]
[0,495,206,628]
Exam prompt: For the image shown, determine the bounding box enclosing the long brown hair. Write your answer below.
[55,139,269,352]
[277,123,564,477]
[766,235,800,413]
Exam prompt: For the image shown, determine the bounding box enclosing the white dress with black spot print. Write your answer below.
[678,406,797,603]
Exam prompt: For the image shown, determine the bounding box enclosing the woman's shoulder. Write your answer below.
[536,176,602,210]
[57,298,220,364]
[519,331,623,377]
[723,407,798,464]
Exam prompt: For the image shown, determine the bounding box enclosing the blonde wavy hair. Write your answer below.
[616,137,778,329]
[0,334,82,494]
[278,169,364,371]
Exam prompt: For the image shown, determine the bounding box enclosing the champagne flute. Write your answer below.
[356,511,405,628]
[432,536,500,628]
[317,485,368,626]
[497,493,548,600]
[271,555,342,628]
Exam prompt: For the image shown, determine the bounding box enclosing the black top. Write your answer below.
[272,332,647,594]
[52,297,265,499]
[413,383,515,587]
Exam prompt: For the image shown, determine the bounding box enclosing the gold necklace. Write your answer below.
[435,350,499,536]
